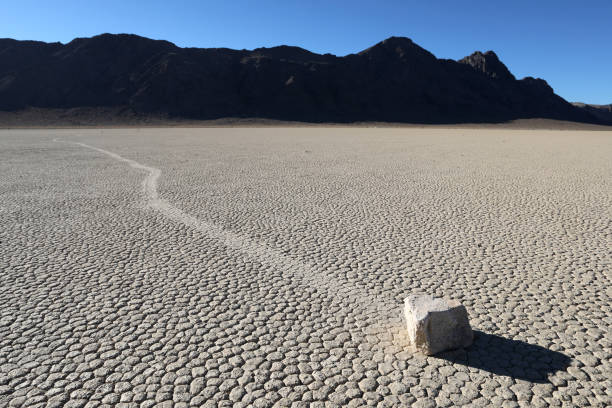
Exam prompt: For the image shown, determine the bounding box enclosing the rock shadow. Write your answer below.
[435,330,571,383]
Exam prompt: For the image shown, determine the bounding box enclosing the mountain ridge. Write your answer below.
[0,33,607,124]
[572,102,612,123]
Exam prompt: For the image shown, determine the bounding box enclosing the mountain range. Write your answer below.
[0,34,608,125]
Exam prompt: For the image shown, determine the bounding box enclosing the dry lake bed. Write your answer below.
[0,127,610,407]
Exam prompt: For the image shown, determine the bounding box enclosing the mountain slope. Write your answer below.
[0,34,604,124]
[572,103,612,124]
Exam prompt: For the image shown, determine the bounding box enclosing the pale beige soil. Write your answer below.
[0,128,610,407]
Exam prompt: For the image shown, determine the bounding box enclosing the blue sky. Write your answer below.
[3,0,611,104]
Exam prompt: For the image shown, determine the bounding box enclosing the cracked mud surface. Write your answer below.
[0,127,610,407]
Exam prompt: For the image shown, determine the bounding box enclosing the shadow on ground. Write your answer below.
[435,331,571,383]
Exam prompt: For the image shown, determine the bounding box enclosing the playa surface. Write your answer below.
[1,127,610,407]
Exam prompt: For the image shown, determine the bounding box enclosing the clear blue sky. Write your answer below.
[3,0,611,104]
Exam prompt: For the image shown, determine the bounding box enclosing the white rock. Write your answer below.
[404,294,473,355]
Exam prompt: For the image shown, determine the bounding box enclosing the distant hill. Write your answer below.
[572,103,612,124]
[0,34,607,124]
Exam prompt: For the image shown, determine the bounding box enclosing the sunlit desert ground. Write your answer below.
[1,127,610,407]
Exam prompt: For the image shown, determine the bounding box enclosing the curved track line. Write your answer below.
[54,139,401,345]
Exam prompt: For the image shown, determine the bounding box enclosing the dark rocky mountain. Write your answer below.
[0,34,606,124]
[459,51,515,81]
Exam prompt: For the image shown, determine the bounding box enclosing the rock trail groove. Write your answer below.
[54,138,400,347]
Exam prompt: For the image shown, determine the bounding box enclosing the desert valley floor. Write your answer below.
[0,127,610,407]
